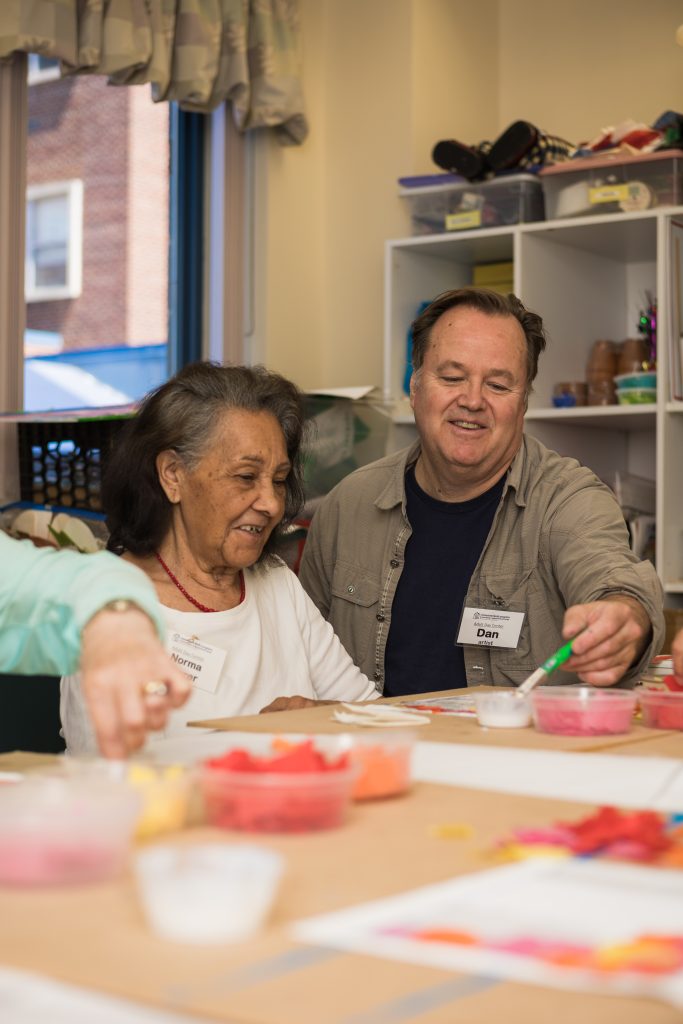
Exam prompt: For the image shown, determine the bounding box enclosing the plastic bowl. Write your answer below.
[531,686,636,736]
[614,371,657,390]
[475,690,532,728]
[134,843,283,944]
[552,393,577,408]
[639,691,683,730]
[344,730,415,800]
[0,775,141,885]
[54,758,193,840]
[616,387,656,405]
[125,764,193,839]
[200,743,356,832]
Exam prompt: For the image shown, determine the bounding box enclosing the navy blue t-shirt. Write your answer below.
[383,466,506,696]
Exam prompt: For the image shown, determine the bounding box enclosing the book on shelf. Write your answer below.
[670,222,683,401]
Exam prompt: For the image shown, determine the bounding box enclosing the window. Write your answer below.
[0,54,238,422]
[27,54,60,85]
[25,180,83,302]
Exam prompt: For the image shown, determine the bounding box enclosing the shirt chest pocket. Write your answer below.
[330,563,381,663]
[479,567,537,667]
[331,563,381,608]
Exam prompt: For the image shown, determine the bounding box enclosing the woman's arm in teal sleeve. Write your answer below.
[0,533,165,676]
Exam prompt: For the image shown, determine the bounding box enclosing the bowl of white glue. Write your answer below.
[474,689,532,729]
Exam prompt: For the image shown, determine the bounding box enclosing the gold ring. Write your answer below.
[142,680,169,698]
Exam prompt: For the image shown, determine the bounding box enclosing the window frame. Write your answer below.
[27,54,60,85]
[25,178,83,303]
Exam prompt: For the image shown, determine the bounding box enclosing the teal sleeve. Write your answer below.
[0,533,165,676]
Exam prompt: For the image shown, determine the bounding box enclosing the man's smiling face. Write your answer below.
[409,305,528,499]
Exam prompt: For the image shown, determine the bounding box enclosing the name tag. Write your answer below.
[167,633,227,694]
[456,607,525,649]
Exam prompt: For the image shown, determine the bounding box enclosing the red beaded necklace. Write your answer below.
[154,552,245,613]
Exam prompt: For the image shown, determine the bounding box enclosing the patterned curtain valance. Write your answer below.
[0,0,308,145]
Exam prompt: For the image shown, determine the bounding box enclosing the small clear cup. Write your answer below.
[134,843,284,944]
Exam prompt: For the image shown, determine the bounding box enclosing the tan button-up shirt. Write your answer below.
[299,435,664,691]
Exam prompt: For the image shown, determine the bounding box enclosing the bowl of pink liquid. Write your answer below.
[531,686,636,736]
[0,775,142,885]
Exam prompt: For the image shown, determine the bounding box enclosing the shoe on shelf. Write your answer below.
[489,120,576,171]
[431,139,489,181]
[487,120,539,172]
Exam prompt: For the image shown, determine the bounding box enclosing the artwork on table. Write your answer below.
[293,858,683,1008]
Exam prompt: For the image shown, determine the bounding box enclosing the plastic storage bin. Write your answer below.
[16,415,130,511]
[399,173,545,235]
[540,150,683,220]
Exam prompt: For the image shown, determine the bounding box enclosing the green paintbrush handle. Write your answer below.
[540,638,575,675]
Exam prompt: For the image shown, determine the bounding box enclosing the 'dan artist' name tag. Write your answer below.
[456,607,525,649]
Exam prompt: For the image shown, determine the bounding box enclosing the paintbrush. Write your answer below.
[516,637,578,698]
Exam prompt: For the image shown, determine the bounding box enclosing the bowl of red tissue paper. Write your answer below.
[200,739,357,833]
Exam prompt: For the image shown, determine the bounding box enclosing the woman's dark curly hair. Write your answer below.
[103,362,307,557]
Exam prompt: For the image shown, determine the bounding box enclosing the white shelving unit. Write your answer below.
[383,206,683,605]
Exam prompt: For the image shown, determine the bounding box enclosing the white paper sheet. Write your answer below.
[306,386,376,400]
[0,966,209,1024]
[293,859,683,1007]
[139,729,278,763]
[412,741,683,810]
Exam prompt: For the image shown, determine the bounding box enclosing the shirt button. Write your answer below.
[347,585,355,594]
[390,559,399,568]
[376,613,385,622]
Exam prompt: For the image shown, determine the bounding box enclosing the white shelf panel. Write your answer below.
[387,228,513,265]
[519,208,664,261]
[525,405,656,430]
[391,403,656,430]
[666,402,683,413]
[665,582,683,594]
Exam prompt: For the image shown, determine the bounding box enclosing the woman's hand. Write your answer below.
[259,696,338,713]
[80,606,191,757]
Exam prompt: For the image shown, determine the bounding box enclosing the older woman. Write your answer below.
[60,362,376,754]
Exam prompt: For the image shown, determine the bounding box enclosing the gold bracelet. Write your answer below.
[87,598,156,630]
[100,599,139,614]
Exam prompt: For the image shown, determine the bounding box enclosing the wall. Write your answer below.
[498,1,682,144]
[252,0,682,391]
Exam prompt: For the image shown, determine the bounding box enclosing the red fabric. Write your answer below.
[205,739,349,774]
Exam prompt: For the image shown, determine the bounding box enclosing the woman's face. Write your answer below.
[161,408,291,573]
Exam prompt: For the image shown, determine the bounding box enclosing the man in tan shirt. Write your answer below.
[299,288,663,696]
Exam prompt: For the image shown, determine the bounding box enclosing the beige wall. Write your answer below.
[498,1,682,143]
[253,0,682,391]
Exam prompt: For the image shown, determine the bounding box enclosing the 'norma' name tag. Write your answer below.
[456,607,525,649]
[168,633,227,694]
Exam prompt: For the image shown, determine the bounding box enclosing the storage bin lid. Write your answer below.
[540,148,683,177]
[399,172,542,197]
